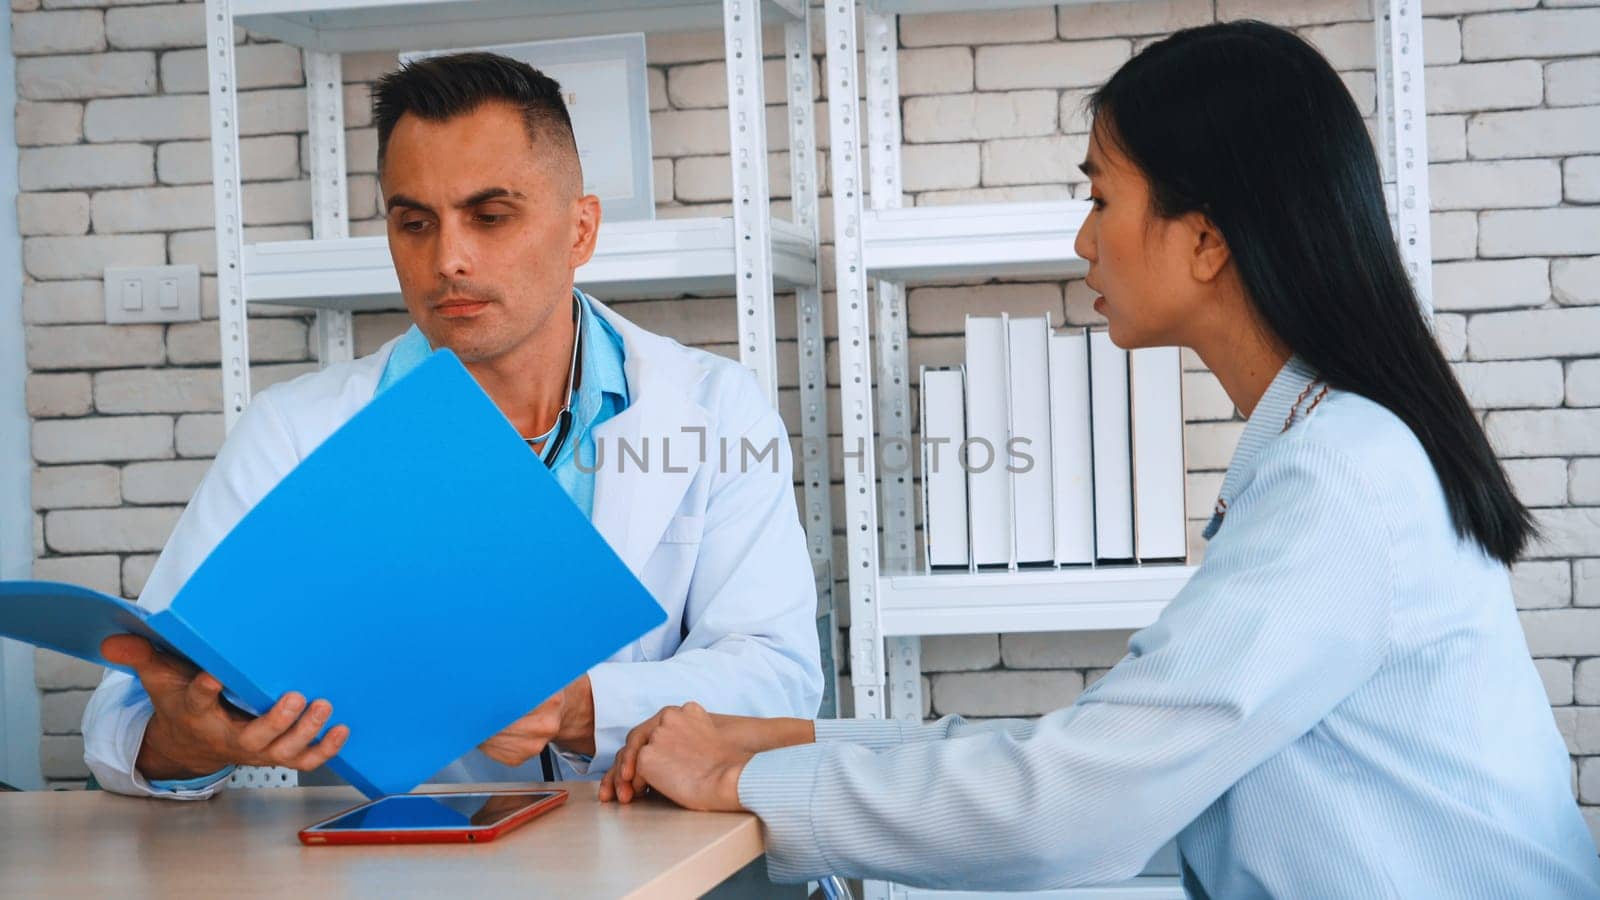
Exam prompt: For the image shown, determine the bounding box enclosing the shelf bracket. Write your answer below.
[886,636,922,722]
[207,0,252,432]
[306,49,354,366]
[768,0,807,21]
[725,0,781,405]
[1373,0,1433,314]
[785,7,841,718]
[826,0,887,719]
[865,13,914,576]
[211,0,292,791]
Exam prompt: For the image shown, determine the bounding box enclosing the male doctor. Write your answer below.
[81,52,822,797]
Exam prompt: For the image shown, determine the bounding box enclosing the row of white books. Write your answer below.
[919,315,1188,570]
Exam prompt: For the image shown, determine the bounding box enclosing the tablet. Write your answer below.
[299,790,567,845]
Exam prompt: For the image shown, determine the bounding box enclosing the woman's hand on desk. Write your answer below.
[101,635,349,782]
[600,705,814,812]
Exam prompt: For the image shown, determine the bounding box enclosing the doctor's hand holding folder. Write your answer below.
[0,350,666,798]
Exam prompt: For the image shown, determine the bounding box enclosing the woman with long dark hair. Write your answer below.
[599,21,1600,897]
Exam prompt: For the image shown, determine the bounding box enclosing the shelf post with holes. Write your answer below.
[864,10,921,725]
[1373,0,1433,312]
[306,49,354,366]
[782,3,842,717]
[724,0,780,401]
[825,0,889,724]
[207,0,251,435]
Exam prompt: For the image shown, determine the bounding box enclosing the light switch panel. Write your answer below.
[157,276,180,310]
[120,277,142,312]
[105,265,200,324]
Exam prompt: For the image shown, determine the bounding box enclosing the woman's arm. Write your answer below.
[812,716,1039,751]
[656,441,1398,889]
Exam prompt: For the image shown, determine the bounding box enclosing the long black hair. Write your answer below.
[1090,20,1534,565]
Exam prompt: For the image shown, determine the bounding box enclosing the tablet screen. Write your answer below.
[309,792,559,831]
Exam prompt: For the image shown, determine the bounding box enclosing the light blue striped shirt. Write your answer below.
[739,356,1600,897]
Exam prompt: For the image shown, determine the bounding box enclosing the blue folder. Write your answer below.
[0,350,666,798]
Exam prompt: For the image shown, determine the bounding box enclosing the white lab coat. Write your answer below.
[82,301,823,799]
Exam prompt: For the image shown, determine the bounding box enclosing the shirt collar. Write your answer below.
[374,289,629,410]
[574,289,628,411]
[1203,354,1321,540]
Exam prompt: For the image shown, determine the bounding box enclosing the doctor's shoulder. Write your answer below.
[219,335,397,464]
[661,336,787,440]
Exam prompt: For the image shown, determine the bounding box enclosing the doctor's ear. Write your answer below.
[1184,211,1231,284]
[569,194,603,270]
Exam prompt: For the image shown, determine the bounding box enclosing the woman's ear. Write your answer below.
[1186,211,1231,284]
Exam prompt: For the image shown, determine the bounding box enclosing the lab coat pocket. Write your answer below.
[639,515,704,654]
[658,514,705,544]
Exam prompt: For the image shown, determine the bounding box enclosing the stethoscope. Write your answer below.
[532,294,582,785]
[524,293,582,468]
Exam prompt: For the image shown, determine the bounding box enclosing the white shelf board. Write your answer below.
[235,0,805,52]
[869,0,1136,11]
[878,564,1195,637]
[244,216,817,311]
[862,201,1092,282]
[903,877,1184,900]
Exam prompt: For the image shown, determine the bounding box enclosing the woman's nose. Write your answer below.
[1074,210,1097,264]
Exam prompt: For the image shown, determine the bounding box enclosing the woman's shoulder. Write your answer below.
[1263,388,1443,520]
[1291,388,1424,460]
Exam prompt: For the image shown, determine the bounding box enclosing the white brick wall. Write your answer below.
[16,100,83,146]
[975,40,1130,91]
[12,12,104,59]
[1468,106,1600,160]
[16,52,156,101]
[19,143,152,190]
[9,1,1599,826]
[1468,307,1600,359]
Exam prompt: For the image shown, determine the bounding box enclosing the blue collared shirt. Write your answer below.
[551,293,630,517]
[376,288,629,518]
[738,355,1600,897]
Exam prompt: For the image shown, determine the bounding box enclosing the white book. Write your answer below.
[1131,347,1188,561]
[965,316,1013,568]
[1089,329,1134,561]
[1049,327,1094,566]
[1007,316,1055,565]
[920,367,970,569]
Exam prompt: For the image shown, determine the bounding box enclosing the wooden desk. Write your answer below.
[0,782,765,898]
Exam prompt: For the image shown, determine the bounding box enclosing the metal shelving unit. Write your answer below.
[205,0,838,785]
[824,0,1432,897]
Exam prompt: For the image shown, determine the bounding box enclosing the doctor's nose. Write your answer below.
[434,222,476,280]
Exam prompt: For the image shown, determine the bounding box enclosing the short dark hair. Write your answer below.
[371,51,578,175]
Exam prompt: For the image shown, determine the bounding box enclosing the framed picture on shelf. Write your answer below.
[401,33,656,222]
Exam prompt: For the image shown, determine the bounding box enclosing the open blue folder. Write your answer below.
[0,350,667,798]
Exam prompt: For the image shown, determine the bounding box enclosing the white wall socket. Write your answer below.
[104,264,201,324]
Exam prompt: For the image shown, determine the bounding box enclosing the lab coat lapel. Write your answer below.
[589,302,710,575]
